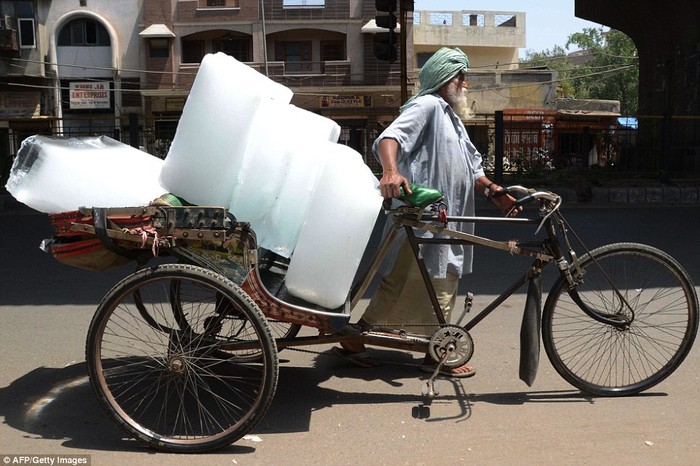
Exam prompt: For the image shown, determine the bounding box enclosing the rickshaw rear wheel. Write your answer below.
[86,263,278,452]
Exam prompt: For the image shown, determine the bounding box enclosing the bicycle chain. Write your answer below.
[285,322,472,370]
[286,346,422,368]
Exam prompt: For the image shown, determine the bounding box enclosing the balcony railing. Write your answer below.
[177,60,352,89]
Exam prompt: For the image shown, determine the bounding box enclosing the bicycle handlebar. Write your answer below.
[495,185,562,232]
[502,185,561,206]
[498,185,562,220]
[386,184,562,218]
[503,185,560,203]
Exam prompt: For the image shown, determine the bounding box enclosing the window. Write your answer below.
[283,0,325,8]
[1,0,33,18]
[417,52,434,68]
[429,12,452,26]
[198,0,239,7]
[1,0,37,48]
[182,40,205,63]
[495,14,516,27]
[149,38,169,58]
[275,41,312,72]
[120,79,142,107]
[413,12,421,25]
[18,18,35,48]
[463,13,484,27]
[321,41,344,61]
[213,36,251,62]
[58,19,110,46]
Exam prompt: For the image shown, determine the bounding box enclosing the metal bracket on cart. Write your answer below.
[72,206,233,249]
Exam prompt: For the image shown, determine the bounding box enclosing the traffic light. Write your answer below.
[374,0,397,62]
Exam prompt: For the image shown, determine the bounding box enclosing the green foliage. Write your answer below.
[521,28,639,115]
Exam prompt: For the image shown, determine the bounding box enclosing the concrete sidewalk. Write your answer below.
[590,185,699,204]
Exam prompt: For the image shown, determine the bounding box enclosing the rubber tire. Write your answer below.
[86,263,279,452]
[543,243,698,396]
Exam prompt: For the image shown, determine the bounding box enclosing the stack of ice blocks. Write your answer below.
[6,52,382,309]
[160,53,382,308]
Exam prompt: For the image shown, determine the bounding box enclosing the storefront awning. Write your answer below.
[139,24,175,38]
[557,110,620,120]
[141,89,189,97]
[361,20,401,34]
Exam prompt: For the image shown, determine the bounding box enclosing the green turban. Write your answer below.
[401,47,470,111]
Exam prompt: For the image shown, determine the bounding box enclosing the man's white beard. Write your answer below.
[446,86,474,120]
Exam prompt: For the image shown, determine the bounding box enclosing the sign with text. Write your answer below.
[319,95,372,108]
[69,82,111,109]
[0,91,41,117]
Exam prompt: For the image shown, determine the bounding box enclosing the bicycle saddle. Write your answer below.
[399,183,444,208]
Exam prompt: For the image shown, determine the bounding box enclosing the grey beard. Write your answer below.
[445,88,474,120]
[451,94,474,120]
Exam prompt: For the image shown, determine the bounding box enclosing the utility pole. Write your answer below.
[261,0,268,76]
[399,0,407,104]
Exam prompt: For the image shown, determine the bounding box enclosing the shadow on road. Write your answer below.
[0,361,255,455]
[0,349,666,453]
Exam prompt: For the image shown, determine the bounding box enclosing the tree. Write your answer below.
[522,28,639,115]
[522,45,577,98]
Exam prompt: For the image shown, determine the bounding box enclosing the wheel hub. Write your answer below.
[168,355,187,373]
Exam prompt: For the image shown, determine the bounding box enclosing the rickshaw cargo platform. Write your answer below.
[44,205,229,269]
[43,204,348,331]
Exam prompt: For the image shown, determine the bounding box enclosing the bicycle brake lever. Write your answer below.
[491,188,509,198]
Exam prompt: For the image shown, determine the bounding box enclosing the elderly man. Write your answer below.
[335,48,518,377]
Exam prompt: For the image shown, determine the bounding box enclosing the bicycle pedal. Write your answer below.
[420,380,440,398]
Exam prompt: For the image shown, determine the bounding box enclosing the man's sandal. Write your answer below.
[419,362,476,379]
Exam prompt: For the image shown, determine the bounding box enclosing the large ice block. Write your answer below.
[285,144,383,308]
[230,103,341,252]
[159,53,293,206]
[227,99,292,224]
[251,141,329,257]
[5,135,165,213]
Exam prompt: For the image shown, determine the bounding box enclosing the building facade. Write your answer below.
[0,0,144,185]
[140,0,416,163]
[2,1,563,183]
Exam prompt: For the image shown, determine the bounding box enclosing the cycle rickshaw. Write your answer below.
[45,185,698,453]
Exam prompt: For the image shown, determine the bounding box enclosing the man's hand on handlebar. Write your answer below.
[379,169,411,200]
[490,187,523,217]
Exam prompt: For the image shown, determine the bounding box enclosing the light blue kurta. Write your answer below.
[372,93,485,278]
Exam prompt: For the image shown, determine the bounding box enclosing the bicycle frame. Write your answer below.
[239,187,601,352]
[82,185,699,454]
[349,208,558,334]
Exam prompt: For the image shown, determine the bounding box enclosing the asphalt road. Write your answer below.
[1,205,699,465]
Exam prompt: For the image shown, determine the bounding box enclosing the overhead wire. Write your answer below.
[4,55,638,99]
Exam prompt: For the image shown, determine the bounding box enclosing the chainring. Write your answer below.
[427,325,474,368]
